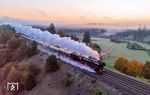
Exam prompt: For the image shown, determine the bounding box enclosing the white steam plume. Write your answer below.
[2,23,100,59]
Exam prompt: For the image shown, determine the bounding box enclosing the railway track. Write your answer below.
[81,68,150,95]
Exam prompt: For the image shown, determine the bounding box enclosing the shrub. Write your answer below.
[19,63,40,90]
[45,55,59,73]
[3,63,15,78]
[63,76,73,87]
[21,71,36,90]
[92,88,103,95]
[6,66,22,86]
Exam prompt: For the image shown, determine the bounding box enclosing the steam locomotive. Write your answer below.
[22,35,106,73]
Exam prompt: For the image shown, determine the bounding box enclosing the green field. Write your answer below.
[92,38,150,69]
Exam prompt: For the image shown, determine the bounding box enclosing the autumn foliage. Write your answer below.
[114,57,129,74]
[114,57,143,77]
[126,60,143,77]
[1,62,40,95]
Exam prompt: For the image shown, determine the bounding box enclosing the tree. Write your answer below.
[114,57,129,73]
[91,43,101,52]
[57,30,65,37]
[143,61,150,79]
[71,34,79,41]
[83,31,91,44]
[47,23,56,34]
[126,60,143,77]
[45,55,59,72]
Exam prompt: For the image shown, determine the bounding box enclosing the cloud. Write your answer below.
[37,10,47,15]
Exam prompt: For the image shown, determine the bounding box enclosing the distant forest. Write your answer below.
[32,25,107,38]
[111,27,150,44]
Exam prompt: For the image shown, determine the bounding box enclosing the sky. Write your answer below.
[0,0,150,24]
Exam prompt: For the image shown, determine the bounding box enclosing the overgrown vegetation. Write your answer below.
[0,25,15,43]
[0,26,38,67]
[45,55,60,73]
[0,25,41,95]
[1,62,40,94]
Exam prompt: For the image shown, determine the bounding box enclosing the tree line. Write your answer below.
[114,57,150,80]
[111,27,150,44]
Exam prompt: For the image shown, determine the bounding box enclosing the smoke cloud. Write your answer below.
[2,23,100,59]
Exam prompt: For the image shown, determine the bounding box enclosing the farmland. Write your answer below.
[92,38,150,69]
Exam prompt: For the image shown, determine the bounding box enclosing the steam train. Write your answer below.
[22,35,106,73]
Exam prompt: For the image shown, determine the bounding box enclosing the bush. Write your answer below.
[92,88,103,95]
[2,63,15,78]
[21,71,36,90]
[45,55,59,73]
[143,61,150,79]
[19,63,40,90]
[6,66,22,85]
[63,76,73,87]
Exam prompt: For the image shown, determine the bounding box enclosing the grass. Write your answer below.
[92,38,150,69]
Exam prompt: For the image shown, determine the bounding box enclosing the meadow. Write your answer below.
[92,38,150,69]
